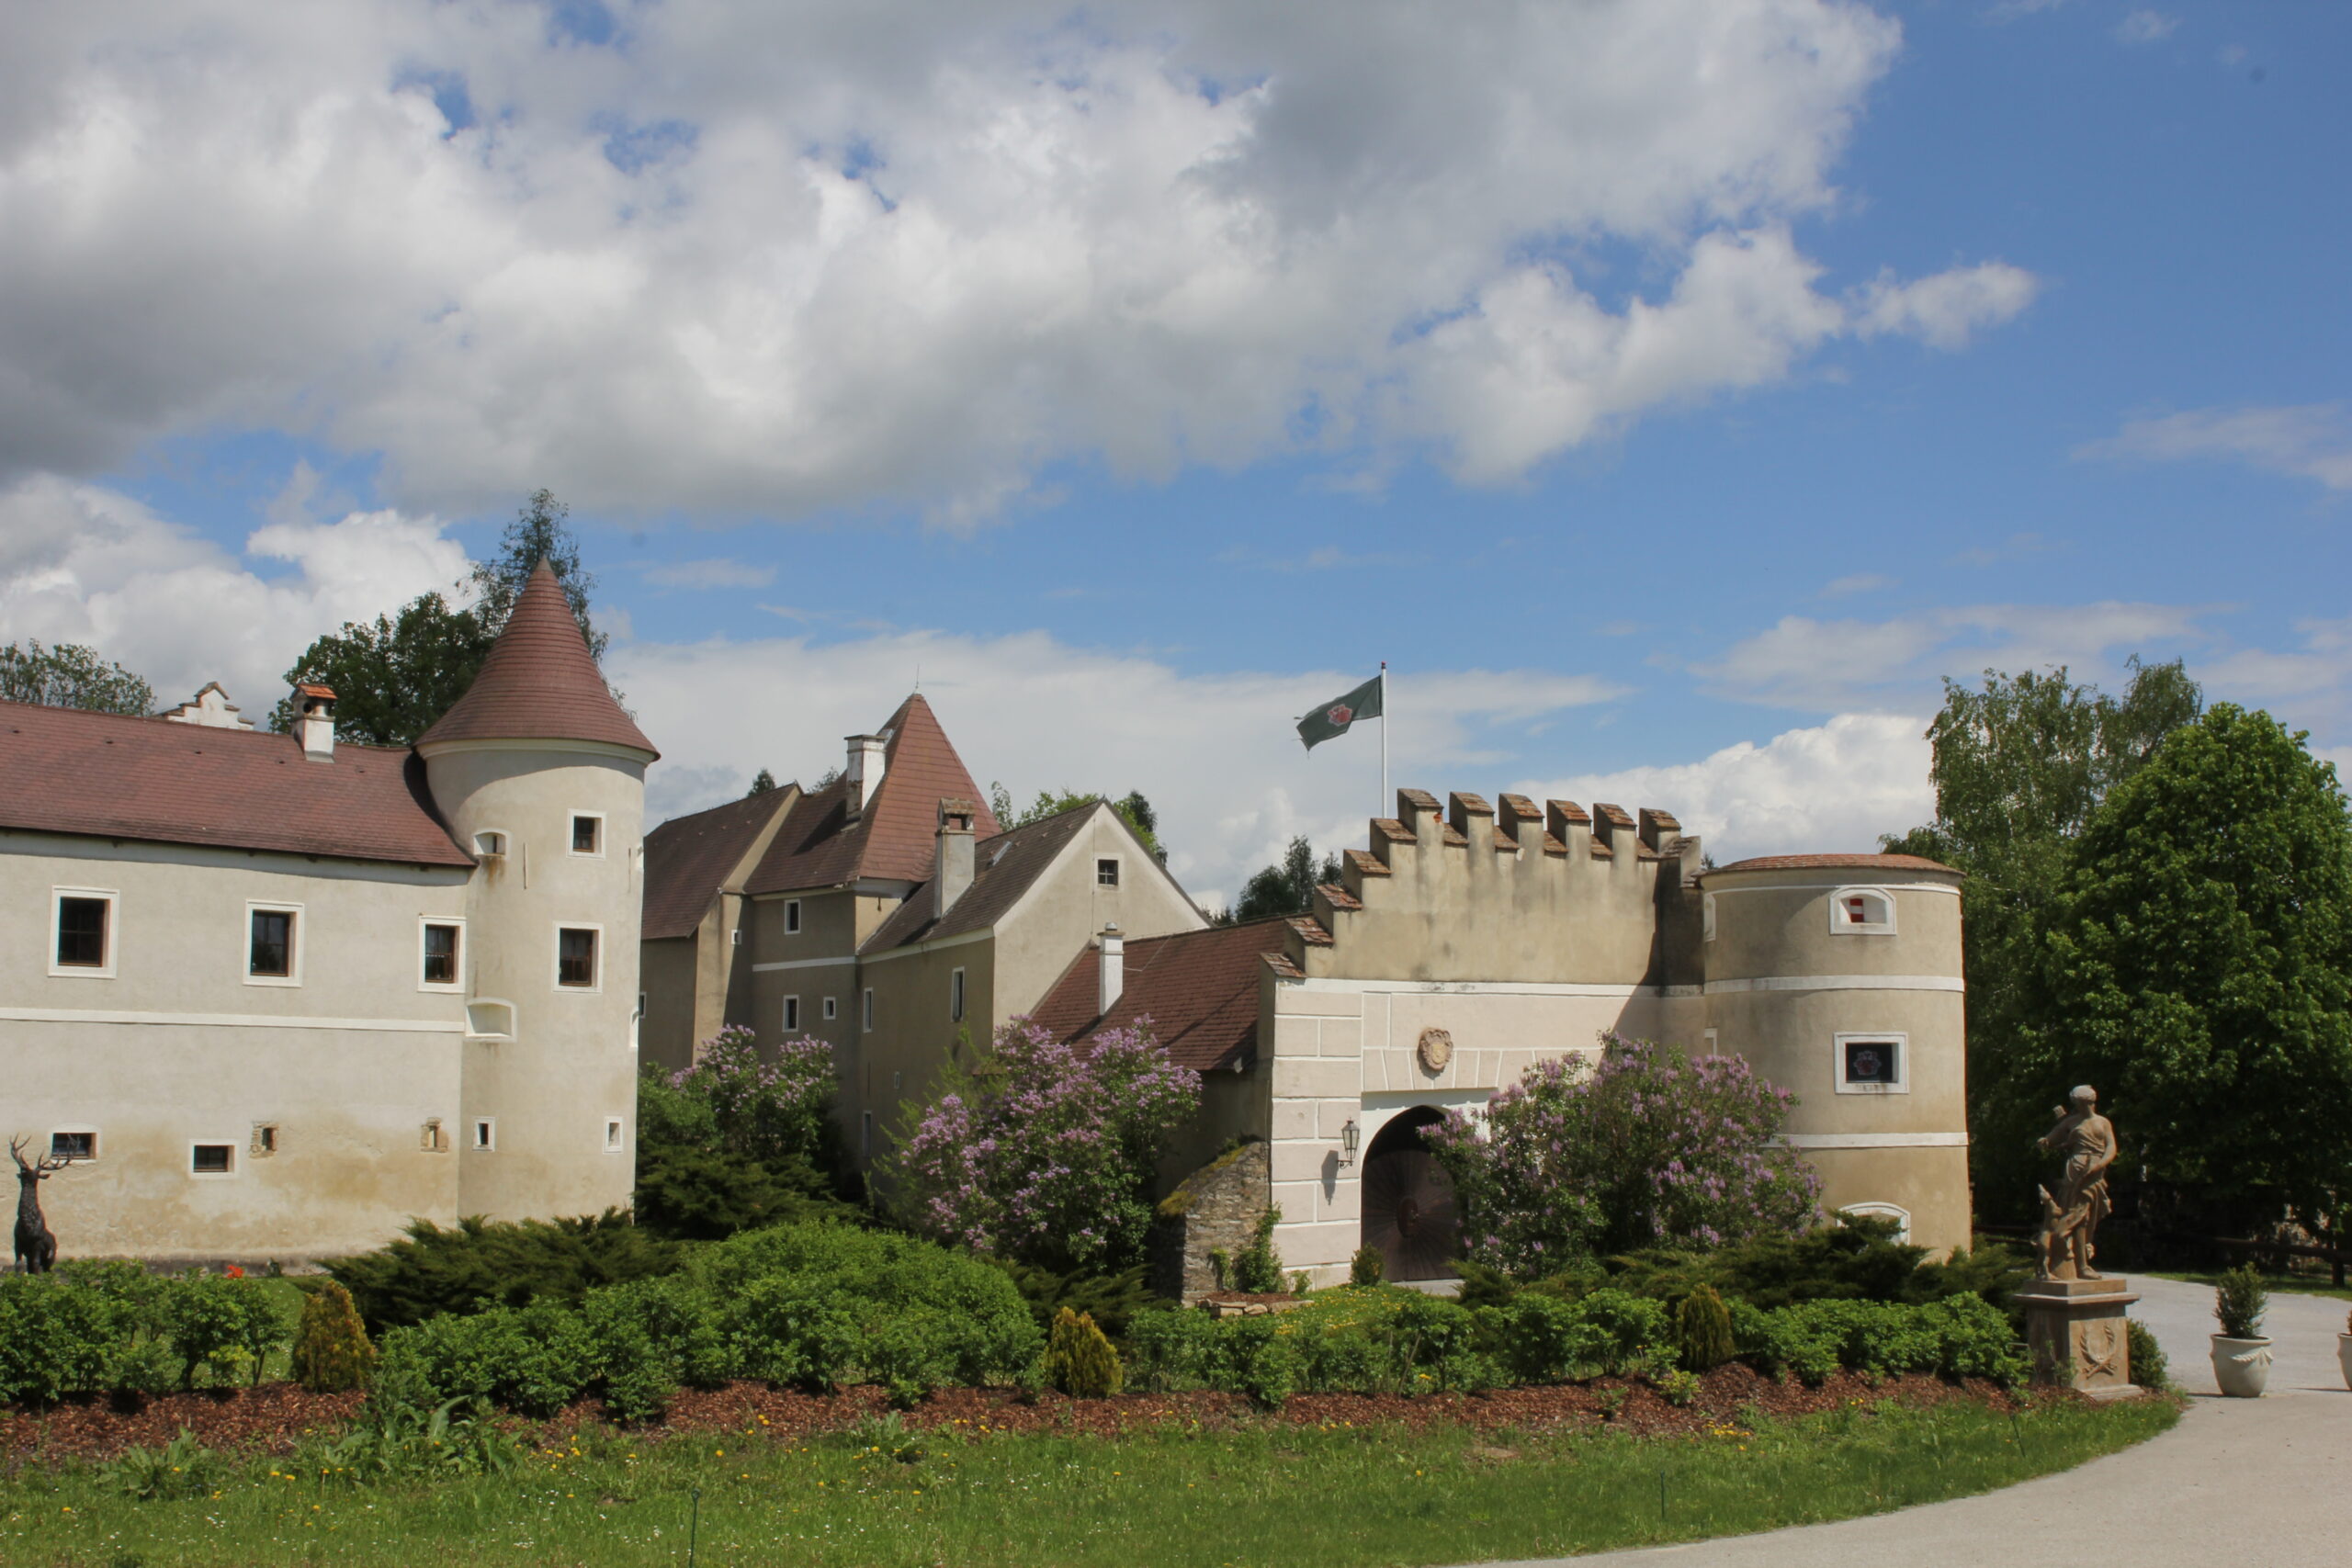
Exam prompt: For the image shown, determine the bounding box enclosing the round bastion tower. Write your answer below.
[1699,853,1971,1255]
[415,561,660,1224]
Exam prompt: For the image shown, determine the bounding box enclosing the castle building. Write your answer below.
[643,703,1972,1287]
[0,563,653,1263]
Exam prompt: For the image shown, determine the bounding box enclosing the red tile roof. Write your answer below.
[642,789,797,940]
[418,561,656,757]
[743,694,998,896]
[859,804,1096,953]
[1709,852,1962,876]
[1029,918,1285,1071]
[0,701,471,866]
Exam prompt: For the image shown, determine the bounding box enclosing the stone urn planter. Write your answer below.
[2211,1335,2274,1397]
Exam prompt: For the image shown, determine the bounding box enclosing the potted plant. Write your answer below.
[2210,1265,2272,1397]
[2339,1306,2352,1393]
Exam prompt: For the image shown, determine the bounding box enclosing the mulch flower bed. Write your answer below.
[2,1361,2042,1470]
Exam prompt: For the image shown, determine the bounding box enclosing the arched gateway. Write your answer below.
[1358,1107,1458,1281]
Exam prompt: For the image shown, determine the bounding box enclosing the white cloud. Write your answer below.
[1519,712,1932,863]
[0,475,468,709]
[2116,12,2180,45]
[2078,404,2352,491]
[639,558,777,590]
[1821,572,1894,597]
[0,1,2030,522]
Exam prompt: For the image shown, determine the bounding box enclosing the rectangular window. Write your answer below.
[248,907,296,979]
[822,996,837,1021]
[605,1117,625,1153]
[786,899,802,934]
[190,1143,234,1176]
[421,921,461,987]
[862,987,874,1032]
[862,1111,873,1159]
[1835,1033,1909,1094]
[950,967,966,1023]
[471,1118,495,1152]
[55,897,108,968]
[50,1130,96,1162]
[571,814,603,855]
[251,1123,279,1157]
[783,995,800,1031]
[558,927,600,988]
[1096,857,1120,887]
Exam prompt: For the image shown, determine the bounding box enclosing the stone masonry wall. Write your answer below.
[1149,1139,1272,1303]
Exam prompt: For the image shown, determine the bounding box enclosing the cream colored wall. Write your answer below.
[421,742,645,1225]
[0,830,469,1260]
[989,806,1207,1020]
[638,936,697,1074]
[853,932,996,1165]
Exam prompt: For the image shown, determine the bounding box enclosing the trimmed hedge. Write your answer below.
[0,1264,289,1405]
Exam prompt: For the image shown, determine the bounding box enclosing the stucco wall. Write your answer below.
[638,935,697,1074]
[988,807,1207,1023]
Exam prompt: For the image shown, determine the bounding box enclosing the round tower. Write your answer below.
[1700,853,1970,1254]
[415,562,659,1224]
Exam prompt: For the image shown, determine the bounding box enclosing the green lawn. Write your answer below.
[2145,1269,2352,1303]
[2,1394,2177,1568]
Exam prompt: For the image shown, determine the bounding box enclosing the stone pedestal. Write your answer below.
[2018,1275,2140,1397]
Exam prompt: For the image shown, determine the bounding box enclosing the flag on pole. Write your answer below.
[1297,673,1385,750]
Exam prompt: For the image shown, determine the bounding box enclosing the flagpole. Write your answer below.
[1380,660,1389,818]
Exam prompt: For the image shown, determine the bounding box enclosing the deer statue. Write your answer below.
[11,1135,69,1275]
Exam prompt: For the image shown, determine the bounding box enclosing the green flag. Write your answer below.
[1297,673,1384,750]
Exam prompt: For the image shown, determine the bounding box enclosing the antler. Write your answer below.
[10,1135,68,1174]
[8,1134,28,1171]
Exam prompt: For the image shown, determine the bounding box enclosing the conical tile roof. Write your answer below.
[418,560,657,756]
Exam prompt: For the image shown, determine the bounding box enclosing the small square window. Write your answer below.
[474,829,506,857]
[822,996,837,1021]
[56,897,108,968]
[558,927,599,988]
[191,1143,234,1176]
[422,921,461,987]
[1096,858,1120,887]
[1836,1033,1908,1094]
[471,1118,495,1152]
[783,995,800,1032]
[50,1130,96,1162]
[1830,886,1895,935]
[950,967,966,1023]
[249,908,296,978]
[786,899,802,934]
[571,815,603,855]
[251,1123,279,1157]
[605,1118,626,1152]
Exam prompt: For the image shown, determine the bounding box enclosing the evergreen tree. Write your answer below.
[746,767,780,796]
[1227,835,1340,923]
[470,488,606,660]
[0,639,154,716]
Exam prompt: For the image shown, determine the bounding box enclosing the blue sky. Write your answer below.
[2,1,2346,904]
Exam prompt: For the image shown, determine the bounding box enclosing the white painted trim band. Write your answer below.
[1780,1132,1970,1148]
[1706,975,1963,995]
[749,955,859,973]
[0,1006,464,1033]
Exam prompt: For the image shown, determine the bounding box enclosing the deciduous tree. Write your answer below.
[0,640,153,716]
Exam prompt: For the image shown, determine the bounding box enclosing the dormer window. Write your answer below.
[1830,886,1895,935]
[571,814,604,856]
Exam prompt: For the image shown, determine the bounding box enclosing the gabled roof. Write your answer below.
[0,701,472,867]
[417,561,657,757]
[743,694,999,895]
[859,804,1097,953]
[1028,918,1286,1072]
[642,788,798,940]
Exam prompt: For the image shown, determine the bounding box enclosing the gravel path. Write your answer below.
[1466,1274,2352,1568]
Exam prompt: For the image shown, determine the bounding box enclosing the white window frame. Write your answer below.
[188,1139,240,1179]
[1838,1201,1913,1242]
[605,1116,627,1154]
[466,998,516,1040]
[950,967,966,1023]
[1702,891,1716,943]
[1833,1031,1910,1095]
[785,898,803,934]
[1095,855,1122,888]
[568,810,607,858]
[243,900,305,987]
[822,995,838,1021]
[783,994,801,1032]
[49,1125,99,1163]
[50,887,119,978]
[419,917,465,992]
[554,922,604,992]
[1829,886,1896,936]
[469,1116,497,1153]
[862,987,875,1032]
[473,828,512,859]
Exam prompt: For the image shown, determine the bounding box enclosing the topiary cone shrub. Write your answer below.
[1044,1307,1124,1398]
[293,1280,378,1393]
[1350,1247,1385,1288]
[1675,1283,1736,1371]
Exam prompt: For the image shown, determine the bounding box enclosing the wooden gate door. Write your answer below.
[1358,1107,1459,1281]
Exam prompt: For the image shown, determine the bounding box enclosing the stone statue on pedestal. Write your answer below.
[2034,1085,2116,1280]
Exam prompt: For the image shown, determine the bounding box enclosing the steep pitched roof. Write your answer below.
[742,694,999,895]
[642,788,797,940]
[0,701,471,867]
[859,804,1097,953]
[417,561,656,757]
[1028,918,1285,1072]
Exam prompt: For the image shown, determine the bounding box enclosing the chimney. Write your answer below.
[293,683,336,762]
[1097,923,1124,1015]
[933,797,976,919]
[844,733,887,816]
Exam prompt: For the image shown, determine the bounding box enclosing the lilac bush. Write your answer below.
[1426,1032,1821,1278]
[671,1023,837,1166]
[886,1018,1201,1272]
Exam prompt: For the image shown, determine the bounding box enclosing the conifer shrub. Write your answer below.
[326,1211,679,1333]
[1045,1307,1125,1397]
[1350,1247,1385,1288]
[2212,1265,2268,1340]
[2125,1317,2169,1392]
[1675,1283,1736,1371]
[292,1281,377,1393]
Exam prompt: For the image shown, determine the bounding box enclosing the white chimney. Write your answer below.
[1097,923,1124,1015]
[293,682,336,762]
[933,798,977,919]
[845,733,887,815]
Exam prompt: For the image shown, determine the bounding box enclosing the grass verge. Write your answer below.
[1,1393,2175,1567]
[2144,1269,2352,1303]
